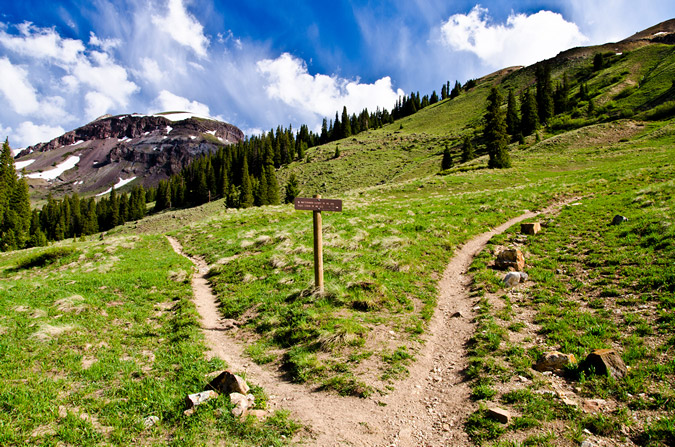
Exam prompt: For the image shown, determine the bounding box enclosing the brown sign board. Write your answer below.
[294,197,343,212]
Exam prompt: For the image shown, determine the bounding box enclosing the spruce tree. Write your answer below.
[239,156,254,208]
[263,149,280,205]
[460,135,475,163]
[341,106,351,138]
[536,64,554,124]
[506,89,520,138]
[441,145,454,171]
[520,89,539,136]
[284,173,300,204]
[484,87,511,169]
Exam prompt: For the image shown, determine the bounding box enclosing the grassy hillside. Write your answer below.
[2,36,675,445]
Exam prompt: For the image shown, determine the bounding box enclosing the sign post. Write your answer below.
[294,195,343,292]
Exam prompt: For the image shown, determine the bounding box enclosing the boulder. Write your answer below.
[611,215,628,225]
[582,349,627,379]
[185,390,218,410]
[534,351,577,372]
[503,271,528,287]
[495,249,525,271]
[486,407,511,424]
[207,370,250,395]
[520,222,541,235]
[229,392,255,417]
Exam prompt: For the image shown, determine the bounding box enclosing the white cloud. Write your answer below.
[88,32,121,52]
[13,121,65,147]
[439,6,588,68]
[0,22,84,64]
[257,52,404,119]
[0,57,70,120]
[72,51,138,112]
[0,57,40,114]
[140,57,165,84]
[84,91,115,119]
[154,90,211,116]
[151,0,210,57]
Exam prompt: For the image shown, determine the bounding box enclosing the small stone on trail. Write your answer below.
[144,415,159,428]
[486,407,511,424]
[581,349,627,379]
[450,311,464,318]
[503,271,528,288]
[230,392,255,417]
[520,222,541,235]
[185,390,218,410]
[534,351,577,372]
[495,248,525,271]
[611,215,628,225]
[207,370,250,395]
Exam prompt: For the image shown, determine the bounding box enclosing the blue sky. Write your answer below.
[1,0,673,148]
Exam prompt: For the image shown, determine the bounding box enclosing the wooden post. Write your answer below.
[313,194,324,292]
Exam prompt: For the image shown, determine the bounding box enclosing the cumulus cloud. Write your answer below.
[13,121,65,148]
[439,6,588,68]
[0,57,40,114]
[257,52,404,120]
[151,0,209,57]
[154,90,211,116]
[0,22,84,64]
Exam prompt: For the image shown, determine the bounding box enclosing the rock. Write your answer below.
[143,415,160,428]
[486,407,510,424]
[583,398,607,413]
[534,351,577,372]
[207,370,250,395]
[611,215,628,225]
[581,440,597,447]
[520,222,541,235]
[503,271,528,288]
[450,311,464,318]
[582,349,627,379]
[495,249,525,271]
[248,409,270,419]
[185,390,218,410]
[230,392,255,417]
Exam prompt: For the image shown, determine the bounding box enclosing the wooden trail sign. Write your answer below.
[294,195,343,292]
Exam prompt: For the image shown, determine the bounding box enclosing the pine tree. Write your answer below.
[536,64,554,124]
[239,156,254,208]
[263,148,280,205]
[520,88,539,136]
[341,106,351,138]
[484,87,511,169]
[284,173,300,204]
[334,145,340,159]
[460,135,475,163]
[450,80,462,99]
[506,89,520,138]
[441,145,454,171]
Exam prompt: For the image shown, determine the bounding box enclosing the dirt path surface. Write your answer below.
[166,209,543,446]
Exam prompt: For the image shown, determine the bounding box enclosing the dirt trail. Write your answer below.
[166,208,543,446]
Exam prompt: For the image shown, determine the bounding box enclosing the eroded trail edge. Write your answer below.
[166,207,553,446]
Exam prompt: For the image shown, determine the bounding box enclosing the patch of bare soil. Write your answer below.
[166,208,557,446]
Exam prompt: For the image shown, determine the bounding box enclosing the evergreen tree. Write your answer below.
[520,88,539,136]
[284,173,300,204]
[441,83,448,100]
[0,139,31,250]
[536,64,554,124]
[450,80,462,99]
[341,106,352,138]
[334,145,340,159]
[239,156,254,208]
[506,89,520,138]
[441,145,454,171]
[263,148,280,205]
[460,135,475,163]
[484,87,511,169]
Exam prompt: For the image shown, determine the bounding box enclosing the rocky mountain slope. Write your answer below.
[14,112,244,199]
